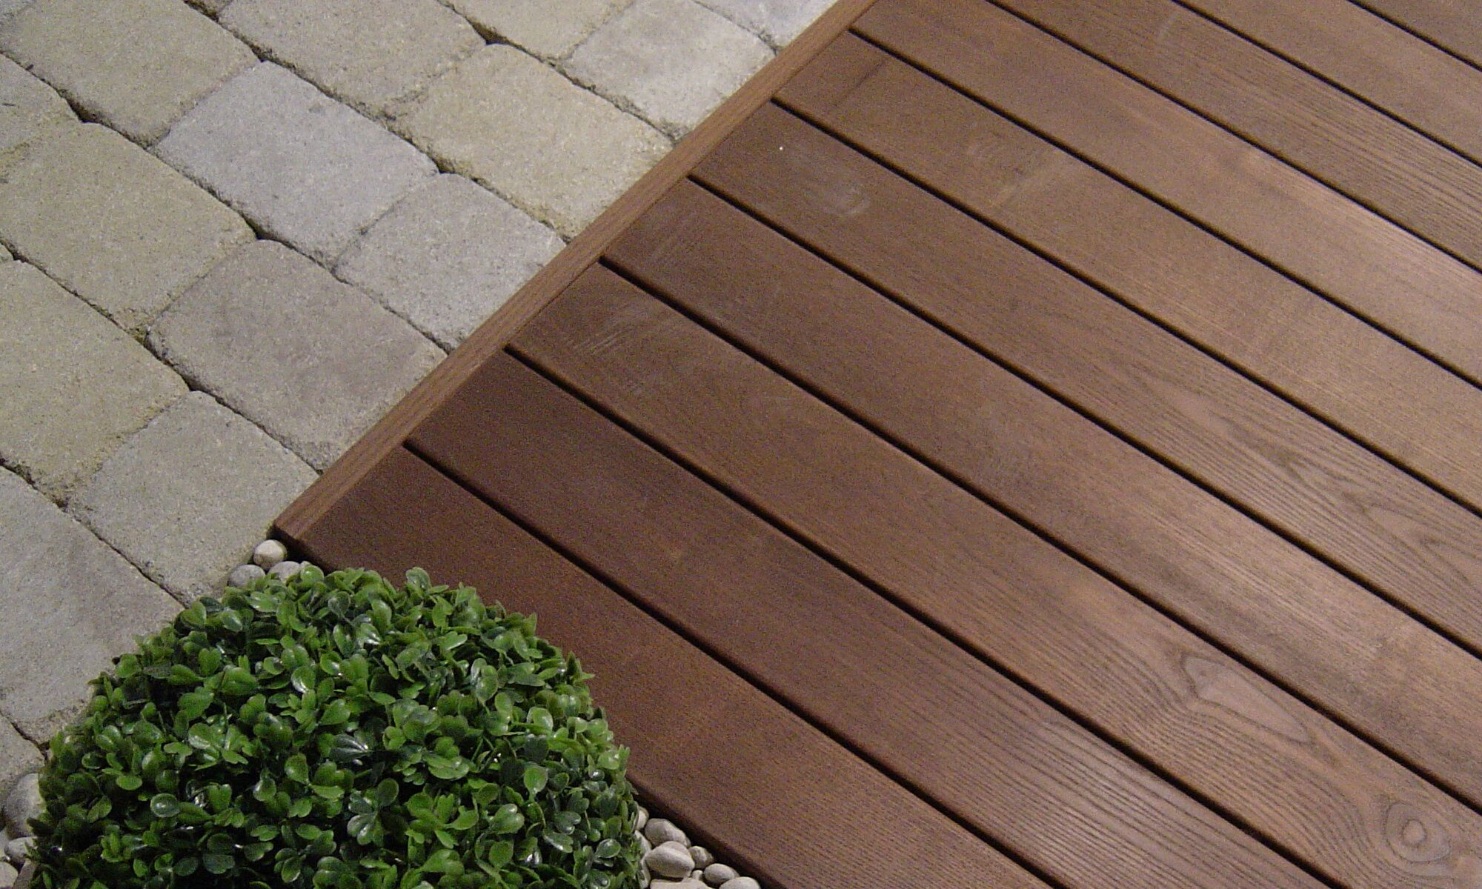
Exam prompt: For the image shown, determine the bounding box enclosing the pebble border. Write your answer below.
[0,541,763,889]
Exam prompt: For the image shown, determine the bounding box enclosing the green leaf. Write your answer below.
[178,690,213,721]
[320,698,351,726]
[149,793,180,818]
[489,804,524,835]
[114,774,144,792]
[485,841,514,868]
[284,753,309,784]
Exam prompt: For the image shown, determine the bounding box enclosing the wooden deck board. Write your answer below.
[277,1,1482,885]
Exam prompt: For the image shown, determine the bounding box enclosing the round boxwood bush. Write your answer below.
[30,566,643,889]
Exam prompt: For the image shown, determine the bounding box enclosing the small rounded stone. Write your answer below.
[719,878,760,889]
[228,563,266,588]
[689,845,715,869]
[644,841,695,879]
[643,817,688,847]
[252,539,288,569]
[634,806,649,831]
[268,560,301,581]
[12,860,33,889]
[5,835,32,864]
[703,864,739,886]
[0,861,16,883]
[3,775,41,837]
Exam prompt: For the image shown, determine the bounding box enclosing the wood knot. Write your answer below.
[1385,801,1452,863]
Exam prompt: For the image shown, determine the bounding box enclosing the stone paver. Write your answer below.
[157,63,437,264]
[449,0,629,59]
[221,0,481,118]
[150,241,445,469]
[0,262,186,502]
[0,468,180,741]
[0,124,252,333]
[69,393,317,603]
[0,54,74,174]
[399,45,669,237]
[0,720,40,805]
[567,0,771,137]
[184,0,228,14]
[695,0,832,47]
[335,174,563,349]
[0,0,257,144]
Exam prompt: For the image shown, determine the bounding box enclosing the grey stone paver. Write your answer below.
[449,0,630,59]
[335,174,563,349]
[70,392,317,603]
[221,0,481,118]
[399,45,669,237]
[0,467,180,741]
[0,720,40,805]
[157,63,438,264]
[184,0,229,14]
[0,124,253,333]
[0,54,74,173]
[0,262,186,502]
[150,240,445,470]
[0,0,257,144]
[695,0,832,47]
[567,0,771,137]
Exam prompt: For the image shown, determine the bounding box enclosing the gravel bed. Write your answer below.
[0,542,763,889]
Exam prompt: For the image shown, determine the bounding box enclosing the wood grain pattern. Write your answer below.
[1178,0,1482,166]
[990,0,1482,268]
[273,0,882,546]
[688,104,1482,654]
[1354,0,1482,68]
[416,351,1482,889]
[284,446,1048,889]
[771,34,1482,514]
[853,0,1482,385]
[512,266,1482,812]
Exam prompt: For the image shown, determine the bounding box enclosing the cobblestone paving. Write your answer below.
[0,0,833,790]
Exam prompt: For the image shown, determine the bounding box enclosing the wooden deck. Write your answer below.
[276,1,1482,886]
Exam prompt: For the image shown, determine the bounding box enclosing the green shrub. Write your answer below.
[30,566,642,889]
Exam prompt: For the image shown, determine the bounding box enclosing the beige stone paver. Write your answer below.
[221,0,481,118]
[336,174,564,349]
[567,0,771,136]
[0,262,186,503]
[0,719,41,803]
[0,0,257,144]
[0,54,74,174]
[69,393,317,603]
[399,45,669,237]
[696,0,833,47]
[0,124,252,333]
[157,63,437,265]
[150,241,445,470]
[0,467,180,741]
[449,0,630,59]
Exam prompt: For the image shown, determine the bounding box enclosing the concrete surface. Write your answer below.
[0,0,831,797]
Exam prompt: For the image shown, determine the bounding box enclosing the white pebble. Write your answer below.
[643,817,688,847]
[634,806,648,831]
[0,861,15,884]
[644,841,695,879]
[3,775,40,837]
[649,881,706,889]
[252,539,288,569]
[268,560,301,581]
[689,845,714,869]
[4,835,32,864]
[703,864,739,886]
[228,563,265,588]
[720,878,760,889]
[12,860,33,889]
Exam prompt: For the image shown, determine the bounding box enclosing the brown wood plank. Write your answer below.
[771,34,1482,515]
[273,0,880,547]
[989,0,1482,269]
[1354,0,1482,69]
[852,0,1482,386]
[281,446,1047,889]
[415,351,1482,889]
[511,265,1482,814]
[1179,0,1482,166]
[687,105,1482,655]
